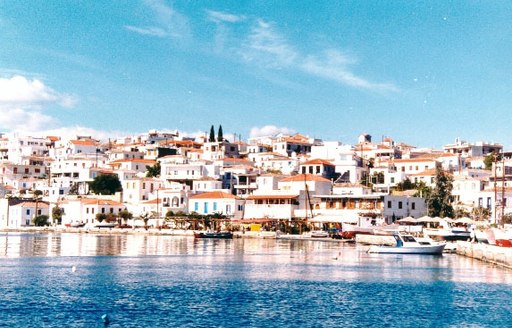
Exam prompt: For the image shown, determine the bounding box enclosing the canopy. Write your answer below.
[397,216,419,224]
[308,215,358,224]
[455,217,476,225]
[416,215,434,223]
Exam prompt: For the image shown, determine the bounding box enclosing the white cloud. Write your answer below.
[206,10,245,23]
[0,75,77,106]
[126,0,190,39]
[0,107,56,132]
[0,75,78,133]
[42,126,125,142]
[249,125,296,138]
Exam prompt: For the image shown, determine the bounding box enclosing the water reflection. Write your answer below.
[1,232,512,285]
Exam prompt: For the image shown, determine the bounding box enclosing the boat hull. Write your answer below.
[368,244,446,255]
[194,232,233,239]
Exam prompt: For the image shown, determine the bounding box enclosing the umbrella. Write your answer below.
[455,217,476,225]
[416,215,434,223]
[397,216,418,224]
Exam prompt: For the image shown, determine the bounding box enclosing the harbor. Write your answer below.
[1,231,512,327]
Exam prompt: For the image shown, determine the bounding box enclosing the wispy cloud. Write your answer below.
[206,10,245,24]
[124,25,167,37]
[239,19,398,92]
[249,125,296,138]
[0,75,78,133]
[126,0,190,39]
[241,19,298,69]
[301,50,399,92]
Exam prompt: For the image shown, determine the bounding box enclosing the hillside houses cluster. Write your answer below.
[0,128,510,229]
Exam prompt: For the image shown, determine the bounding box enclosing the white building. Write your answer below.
[383,195,427,222]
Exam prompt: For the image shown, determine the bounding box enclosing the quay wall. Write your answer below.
[457,241,512,269]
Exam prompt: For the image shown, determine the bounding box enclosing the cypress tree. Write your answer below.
[217,125,223,142]
[209,125,215,142]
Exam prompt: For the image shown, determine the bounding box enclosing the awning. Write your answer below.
[308,215,358,223]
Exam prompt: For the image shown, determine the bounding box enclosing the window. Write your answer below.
[213,202,217,211]
[398,201,403,209]
[26,209,30,215]
[194,202,199,211]
[487,197,492,209]
[391,177,395,183]
[412,202,416,210]
[204,202,209,213]
[387,201,392,208]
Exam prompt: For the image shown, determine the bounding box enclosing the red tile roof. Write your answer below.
[190,191,238,199]
[281,174,331,183]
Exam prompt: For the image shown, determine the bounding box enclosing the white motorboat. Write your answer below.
[367,233,446,255]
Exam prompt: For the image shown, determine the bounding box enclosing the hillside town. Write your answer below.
[0,126,509,233]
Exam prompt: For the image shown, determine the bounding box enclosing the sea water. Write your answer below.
[0,232,511,327]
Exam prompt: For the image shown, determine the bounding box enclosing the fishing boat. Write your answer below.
[194,231,233,239]
[367,233,446,255]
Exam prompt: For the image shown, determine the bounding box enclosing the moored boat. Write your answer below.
[423,227,471,241]
[194,231,233,239]
[368,233,446,255]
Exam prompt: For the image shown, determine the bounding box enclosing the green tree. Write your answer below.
[52,205,63,225]
[96,213,107,222]
[427,166,454,218]
[217,125,223,142]
[119,209,133,224]
[209,125,215,142]
[89,174,122,195]
[502,213,512,225]
[396,178,414,191]
[33,215,49,226]
[484,151,500,170]
[145,161,161,178]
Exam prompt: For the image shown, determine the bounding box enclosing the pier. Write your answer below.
[457,241,512,269]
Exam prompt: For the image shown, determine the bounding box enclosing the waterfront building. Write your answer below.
[188,191,244,220]
[59,197,125,227]
[382,195,426,222]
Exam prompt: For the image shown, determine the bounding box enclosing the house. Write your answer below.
[443,139,502,158]
[299,158,337,180]
[382,195,426,222]
[243,193,299,220]
[272,134,317,157]
[59,197,126,227]
[188,191,244,219]
[7,200,50,228]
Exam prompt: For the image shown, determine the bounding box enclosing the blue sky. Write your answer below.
[1,1,511,148]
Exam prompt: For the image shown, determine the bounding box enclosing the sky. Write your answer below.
[1,1,511,149]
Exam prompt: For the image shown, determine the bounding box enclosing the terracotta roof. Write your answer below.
[80,198,123,206]
[12,202,49,208]
[390,158,438,164]
[70,140,97,146]
[409,168,437,177]
[302,158,334,166]
[109,159,156,164]
[190,191,238,199]
[281,174,331,183]
[246,194,299,200]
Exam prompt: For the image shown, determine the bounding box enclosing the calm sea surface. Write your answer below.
[1,232,511,327]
